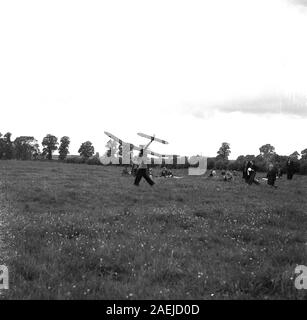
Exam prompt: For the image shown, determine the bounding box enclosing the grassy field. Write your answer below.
[0,160,306,300]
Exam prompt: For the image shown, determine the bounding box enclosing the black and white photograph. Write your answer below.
[0,0,307,305]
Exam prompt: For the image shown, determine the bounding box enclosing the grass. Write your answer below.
[0,160,306,300]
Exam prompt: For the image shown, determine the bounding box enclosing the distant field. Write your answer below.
[0,160,306,299]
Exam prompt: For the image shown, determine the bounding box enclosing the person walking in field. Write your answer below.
[134,137,155,187]
[267,163,278,188]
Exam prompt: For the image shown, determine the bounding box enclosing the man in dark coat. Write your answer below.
[246,161,259,185]
[286,157,295,180]
[244,161,252,183]
[242,160,249,181]
[277,167,283,179]
[267,163,278,188]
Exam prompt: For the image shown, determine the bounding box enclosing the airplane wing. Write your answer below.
[104,131,137,150]
[104,131,125,145]
[138,132,169,144]
[104,131,176,158]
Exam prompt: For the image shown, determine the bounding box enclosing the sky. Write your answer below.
[1,0,307,159]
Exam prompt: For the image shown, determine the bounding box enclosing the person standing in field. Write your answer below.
[243,160,251,182]
[246,161,259,185]
[277,167,283,179]
[134,137,155,187]
[244,161,251,183]
[242,161,247,180]
[286,157,295,180]
[267,163,278,188]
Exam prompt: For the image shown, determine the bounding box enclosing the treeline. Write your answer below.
[0,132,95,161]
[207,155,307,174]
[0,133,40,160]
[1,133,307,175]
[207,143,307,175]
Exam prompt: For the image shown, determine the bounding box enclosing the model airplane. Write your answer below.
[137,133,169,145]
[104,131,174,158]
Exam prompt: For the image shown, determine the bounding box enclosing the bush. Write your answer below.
[207,158,215,170]
[293,160,300,174]
[215,159,228,170]
[299,160,307,175]
[228,161,241,171]
[86,157,102,166]
[65,156,85,164]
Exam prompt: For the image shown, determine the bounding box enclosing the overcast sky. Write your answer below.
[1,0,307,159]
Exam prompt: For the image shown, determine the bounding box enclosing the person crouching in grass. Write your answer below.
[134,137,155,187]
[267,163,278,188]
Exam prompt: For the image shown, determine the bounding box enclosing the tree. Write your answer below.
[290,151,300,160]
[216,142,231,161]
[78,141,94,159]
[259,144,275,165]
[299,159,307,175]
[0,132,14,159]
[3,132,14,159]
[14,136,40,160]
[0,133,4,159]
[234,155,246,170]
[272,154,288,170]
[245,154,256,161]
[259,144,275,156]
[42,134,58,160]
[255,154,268,172]
[58,136,70,160]
[301,148,307,160]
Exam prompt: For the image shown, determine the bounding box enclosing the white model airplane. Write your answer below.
[104,131,176,159]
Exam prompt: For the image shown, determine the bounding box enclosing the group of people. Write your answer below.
[221,170,234,182]
[160,167,174,178]
[242,157,296,188]
[123,165,174,180]
[123,138,297,189]
[209,170,234,181]
[207,158,295,188]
